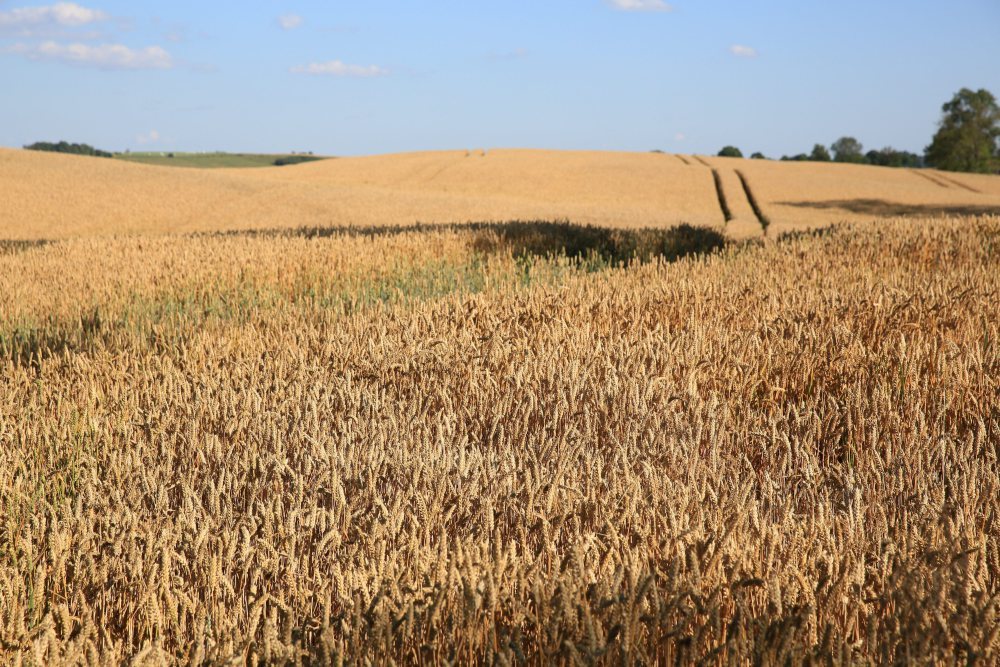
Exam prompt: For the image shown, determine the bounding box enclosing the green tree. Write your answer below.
[810,144,831,162]
[750,152,767,159]
[24,140,112,158]
[831,137,864,163]
[925,88,1000,173]
[866,147,923,168]
[717,146,743,158]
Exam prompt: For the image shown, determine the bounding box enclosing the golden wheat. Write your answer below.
[4,148,1000,241]
[1,214,998,663]
[703,155,1000,235]
[0,148,722,239]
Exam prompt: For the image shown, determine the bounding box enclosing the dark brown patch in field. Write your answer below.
[778,199,1000,218]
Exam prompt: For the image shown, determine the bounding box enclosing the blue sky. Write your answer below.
[2,0,998,157]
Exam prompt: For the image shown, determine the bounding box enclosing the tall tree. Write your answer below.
[810,144,831,162]
[718,146,743,158]
[925,88,1000,173]
[831,137,864,163]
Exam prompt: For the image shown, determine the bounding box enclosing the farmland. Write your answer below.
[114,152,327,169]
[3,148,999,240]
[1,148,999,663]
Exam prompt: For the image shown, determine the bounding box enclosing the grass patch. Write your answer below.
[114,152,330,169]
[0,222,725,367]
[0,256,540,366]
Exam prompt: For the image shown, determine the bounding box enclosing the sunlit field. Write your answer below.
[2,148,998,662]
[4,147,999,241]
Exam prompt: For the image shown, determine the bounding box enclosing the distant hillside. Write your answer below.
[114,152,327,169]
[1,147,998,241]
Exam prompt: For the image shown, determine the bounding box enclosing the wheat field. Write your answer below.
[3,148,1000,241]
[0,149,720,239]
[2,173,999,666]
[702,156,1000,236]
[3,149,1000,663]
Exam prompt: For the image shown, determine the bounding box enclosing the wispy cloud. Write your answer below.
[0,4,178,70]
[136,129,160,144]
[5,40,174,69]
[605,0,673,12]
[729,44,758,58]
[290,60,387,77]
[277,14,303,30]
[0,2,108,35]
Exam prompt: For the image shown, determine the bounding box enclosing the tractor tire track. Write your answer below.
[935,173,981,193]
[711,169,733,223]
[911,169,952,189]
[735,170,770,234]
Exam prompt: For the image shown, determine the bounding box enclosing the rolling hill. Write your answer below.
[2,147,998,240]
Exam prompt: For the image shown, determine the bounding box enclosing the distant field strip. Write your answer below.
[736,170,770,233]
[5,148,1000,242]
[710,169,733,223]
[115,152,328,169]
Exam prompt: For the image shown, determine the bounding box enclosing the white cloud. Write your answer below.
[674,132,686,142]
[6,40,174,69]
[290,60,387,77]
[277,13,302,30]
[605,0,673,12]
[136,129,160,144]
[729,44,758,58]
[0,2,107,34]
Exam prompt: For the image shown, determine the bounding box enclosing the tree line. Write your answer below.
[717,88,1000,174]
